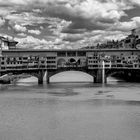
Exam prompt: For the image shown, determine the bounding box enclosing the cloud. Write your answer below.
[130,0,140,6]
[14,24,27,32]
[79,30,128,46]
[1,0,128,31]
[5,12,46,26]
[0,0,140,49]
[16,36,50,49]
[0,17,5,26]
[0,0,136,32]
[49,19,71,36]
[132,17,140,26]
[0,8,13,17]
[111,16,140,31]
[0,0,31,5]
[15,35,74,49]
[28,29,41,35]
[15,35,66,49]
[62,34,83,42]
[17,33,27,37]
[24,0,130,36]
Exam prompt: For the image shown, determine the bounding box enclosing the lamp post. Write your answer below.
[0,37,2,57]
[100,55,111,84]
[102,59,105,84]
[0,38,2,74]
[99,54,106,84]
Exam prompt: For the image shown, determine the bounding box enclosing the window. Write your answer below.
[1,62,4,65]
[57,52,66,57]
[47,57,56,59]
[77,52,86,56]
[67,52,76,57]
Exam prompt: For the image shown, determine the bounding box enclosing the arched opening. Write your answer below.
[68,58,76,63]
[17,76,37,83]
[66,58,77,68]
[50,71,93,83]
[13,74,38,85]
[107,71,125,83]
[57,58,66,68]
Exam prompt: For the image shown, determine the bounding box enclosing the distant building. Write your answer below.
[122,29,137,48]
[0,36,18,51]
[81,29,140,50]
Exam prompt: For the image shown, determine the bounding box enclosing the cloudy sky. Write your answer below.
[0,0,140,49]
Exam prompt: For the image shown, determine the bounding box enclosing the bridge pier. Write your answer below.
[46,71,51,84]
[38,70,45,84]
[94,69,107,83]
[46,75,50,84]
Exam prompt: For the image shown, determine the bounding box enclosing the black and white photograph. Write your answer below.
[0,0,140,140]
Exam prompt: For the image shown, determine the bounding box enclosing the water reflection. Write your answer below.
[0,77,140,140]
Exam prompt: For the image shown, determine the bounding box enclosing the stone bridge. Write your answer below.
[1,49,140,84]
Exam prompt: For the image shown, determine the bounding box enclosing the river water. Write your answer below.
[0,72,140,140]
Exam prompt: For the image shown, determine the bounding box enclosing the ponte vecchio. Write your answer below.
[1,48,140,84]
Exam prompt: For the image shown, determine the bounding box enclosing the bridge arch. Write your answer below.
[0,70,46,84]
[46,70,96,83]
[0,72,39,84]
[105,69,130,82]
[106,69,125,77]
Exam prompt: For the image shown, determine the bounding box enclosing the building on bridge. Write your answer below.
[0,36,18,50]
[1,49,140,84]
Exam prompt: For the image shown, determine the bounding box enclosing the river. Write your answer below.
[0,71,140,140]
